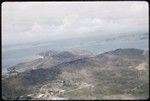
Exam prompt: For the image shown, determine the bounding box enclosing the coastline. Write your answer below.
[2,54,44,75]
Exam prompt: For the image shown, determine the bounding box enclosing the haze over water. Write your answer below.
[2,2,148,73]
[2,32,148,73]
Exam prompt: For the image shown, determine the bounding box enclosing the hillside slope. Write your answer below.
[2,48,149,100]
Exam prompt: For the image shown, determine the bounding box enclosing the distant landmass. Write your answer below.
[104,33,148,42]
[2,48,149,100]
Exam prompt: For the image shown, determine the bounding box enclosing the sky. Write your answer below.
[2,1,149,45]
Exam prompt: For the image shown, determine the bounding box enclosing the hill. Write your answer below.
[2,48,149,100]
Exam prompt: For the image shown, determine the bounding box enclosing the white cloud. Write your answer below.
[2,1,148,45]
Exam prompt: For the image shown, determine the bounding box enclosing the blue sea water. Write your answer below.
[2,33,149,73]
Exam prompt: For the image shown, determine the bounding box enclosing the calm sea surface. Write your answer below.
[2,33,149,73]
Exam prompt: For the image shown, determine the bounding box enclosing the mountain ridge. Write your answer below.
[2,48,149,100]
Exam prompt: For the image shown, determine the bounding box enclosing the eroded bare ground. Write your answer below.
[2,49,149,100]
[102,94,139,100]
[23,79,148,100]
[24,81,94,100]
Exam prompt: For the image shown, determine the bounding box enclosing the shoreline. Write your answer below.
[2,55,44,75]
[2,47,148,75]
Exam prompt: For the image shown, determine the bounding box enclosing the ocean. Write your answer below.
[2,33,149,73]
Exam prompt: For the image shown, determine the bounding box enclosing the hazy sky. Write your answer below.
[2,1,148,45]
